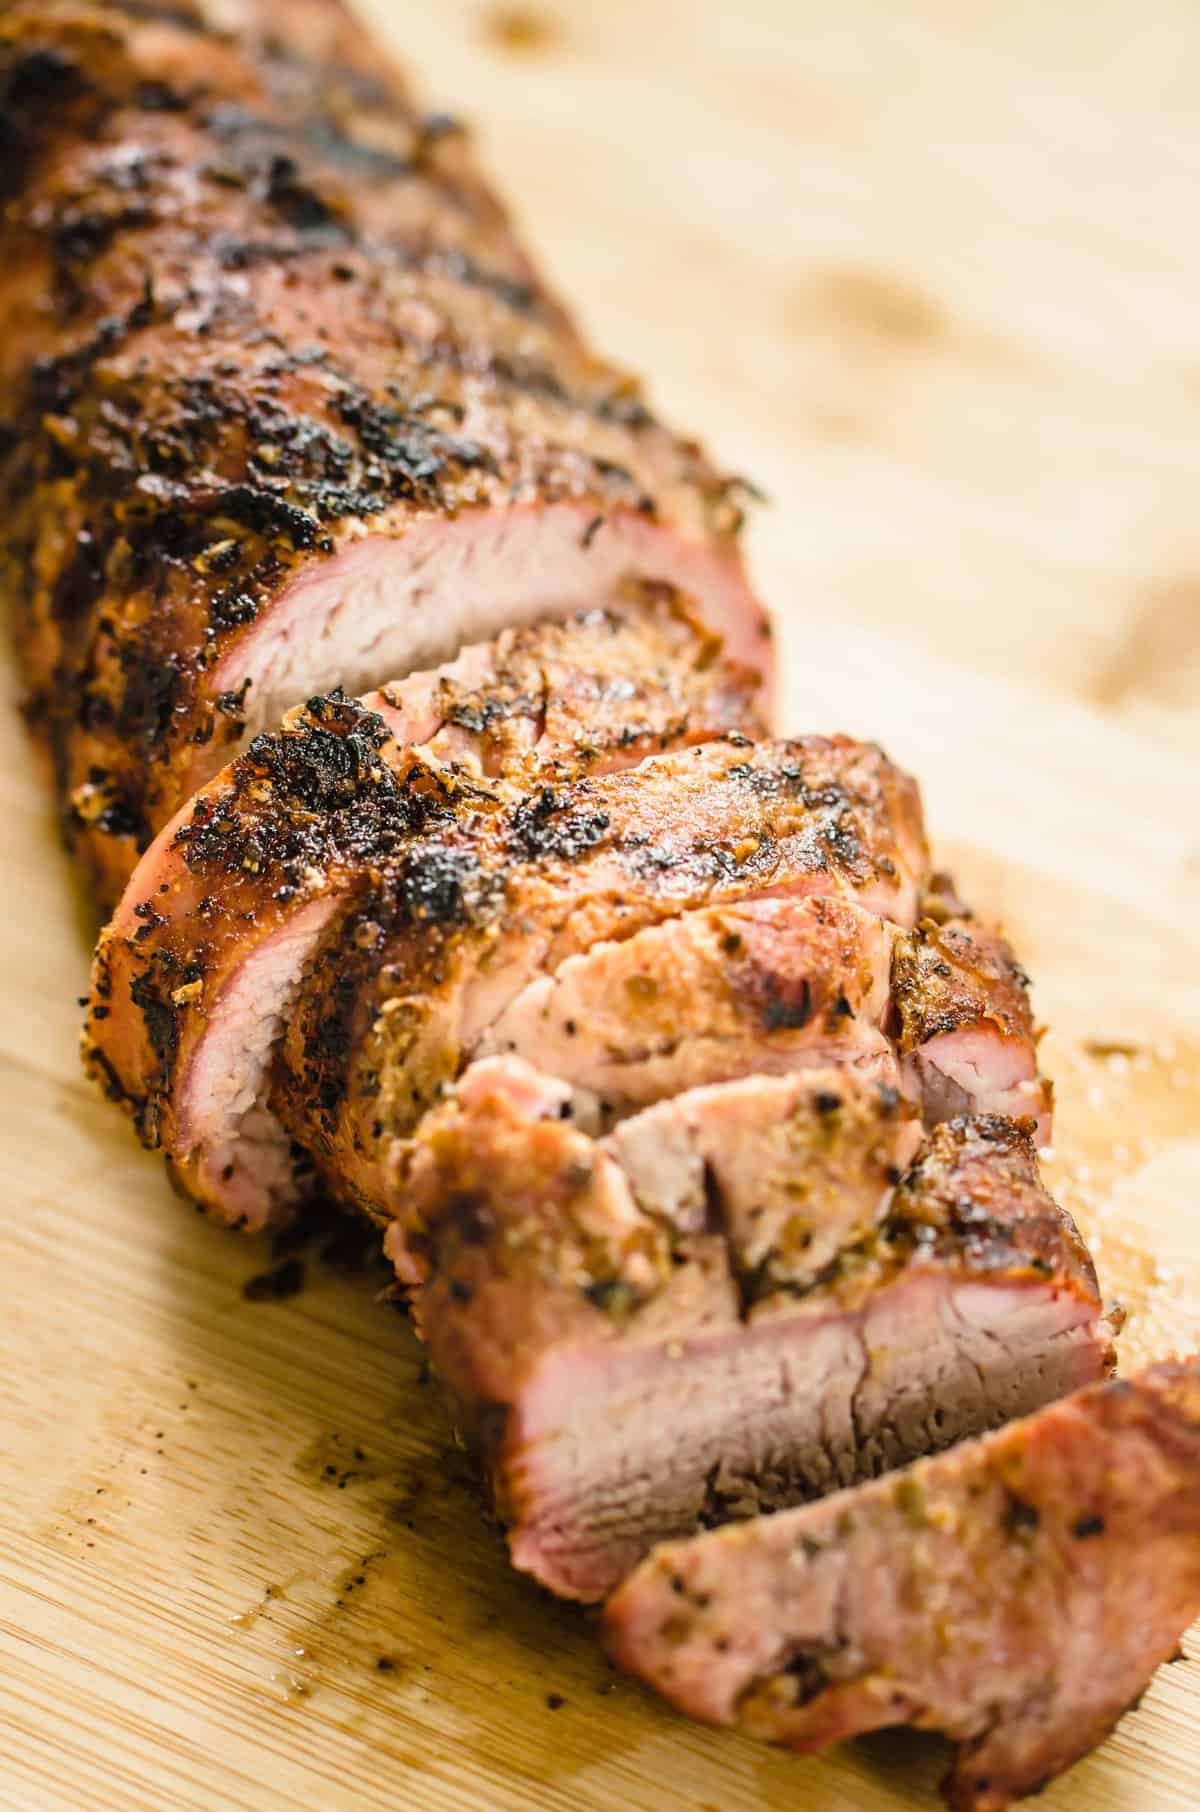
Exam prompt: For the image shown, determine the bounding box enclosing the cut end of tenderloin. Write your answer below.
[383,1057,1113,1601]
[604,1359,1200,1812]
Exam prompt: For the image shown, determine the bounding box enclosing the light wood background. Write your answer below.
[1,2,1198,1808]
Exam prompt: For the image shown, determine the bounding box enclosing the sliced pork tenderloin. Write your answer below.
[475,895,901,1126]
[893,915,1053,1143]
[605,1359,1200,1812]
[84,601,762,1227]
[1,0,766,906]
[383,1058,1114,1600]
[273,735,929,1218]
[477,891,1051,1138]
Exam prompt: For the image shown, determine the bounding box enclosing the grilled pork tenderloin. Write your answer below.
[271,733,930,1218]
[0,0,767,907]
[88,658,1050,1236]
[84,600,763,1227]
[604,1359,1200,1812]
[384,1059,1114,1601]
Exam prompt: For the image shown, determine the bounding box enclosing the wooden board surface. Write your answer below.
[1,2,1198,1807]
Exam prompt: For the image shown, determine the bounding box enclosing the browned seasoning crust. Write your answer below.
[272,734,929,1217]
[890,911,1054,1137]
[893,916,1033,1049]
[392,1103,1104,1374]
[1,0,761,907]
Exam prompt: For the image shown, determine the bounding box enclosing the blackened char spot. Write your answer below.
[1005,1494,1041,1534]
[245,709,384,810]
[175,695,446,882]
[396,843,482,924]
[334,390,489,502]
[116,652,182,750]
[0,47,89,192]
[211,484,322,549]
[762,975,812,1032]
[52,528,106,624]
[781,1651,832,1706]
[508,787,610,862]
[129,970,178,1070]
[263,153,339,232]
[208,587,258,630]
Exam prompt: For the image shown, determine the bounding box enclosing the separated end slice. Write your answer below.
[605,1359,1200,1811]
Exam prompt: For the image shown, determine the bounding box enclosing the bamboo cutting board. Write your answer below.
[1,2,1198,1808]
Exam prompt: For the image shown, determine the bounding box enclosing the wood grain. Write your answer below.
[1,3,1198,1808]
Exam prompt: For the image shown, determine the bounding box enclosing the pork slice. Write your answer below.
[382,1058,1113,1600]
[374,585,761,783]
[480,891,1050,1138]
[893,915,1053,1143]
[275,734,930,1216]
[476,895,900,1124]
[604,1360,1200,1812]
[84,601,759,1227]
[605,1067,920,1289]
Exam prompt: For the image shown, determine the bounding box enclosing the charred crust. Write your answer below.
[128,967,179,1069]
[761,975,812,1032]
[508,787,611,863]
[393,843,485,926]
[881,1117,1091,1297]
[892,919,1034,1048]
[171,694,449,886]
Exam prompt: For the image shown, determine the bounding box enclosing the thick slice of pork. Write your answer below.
[84,601,762,1227]
[605,1359,1200,1812]
[476,894,901,1125]
[274,734,930,1218]
[893,915,1053,1143]
[1,0,766,906]
[477,892,1051,1138]
[383,1057,1114,1600]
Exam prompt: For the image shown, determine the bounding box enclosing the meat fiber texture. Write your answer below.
[605,1360,1200,1812]
[384,1059,1113,1600]
[0,0,768,907]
